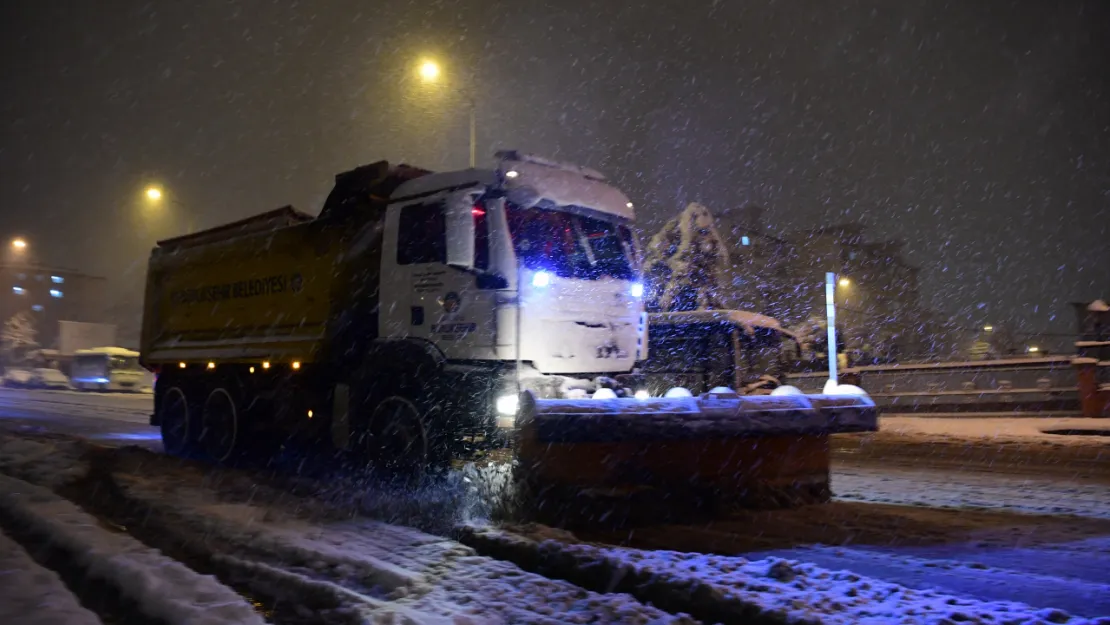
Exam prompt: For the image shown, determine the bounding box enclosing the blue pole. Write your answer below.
[825,272,838,385]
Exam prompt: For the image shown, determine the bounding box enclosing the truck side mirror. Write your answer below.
[444,191,477,271]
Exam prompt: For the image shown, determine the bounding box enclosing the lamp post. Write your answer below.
[417,59,477,168]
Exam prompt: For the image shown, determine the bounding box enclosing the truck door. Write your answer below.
[380,193,499,360]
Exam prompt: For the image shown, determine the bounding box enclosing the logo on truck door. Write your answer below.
[442,291,460,313]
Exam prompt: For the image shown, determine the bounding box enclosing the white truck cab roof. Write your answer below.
[389,151,634,223]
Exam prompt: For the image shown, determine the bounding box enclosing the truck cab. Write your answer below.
[641,310,799,396]
[378,151,646,422]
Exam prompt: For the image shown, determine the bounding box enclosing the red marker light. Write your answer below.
[471,207,485,216]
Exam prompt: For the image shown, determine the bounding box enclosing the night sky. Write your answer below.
[2,1,1107,335]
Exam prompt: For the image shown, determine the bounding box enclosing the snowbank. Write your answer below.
[109,468,694,624]
[0,474,265,625]
[0,529,100,625]
[0,435,89,489]
[460,526,1109,625]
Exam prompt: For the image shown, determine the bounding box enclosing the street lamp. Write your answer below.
[145,186,163,201]
[838,277,851,288]
[11,238,27,251]
[418,60,441,81]
[416,58,476,168]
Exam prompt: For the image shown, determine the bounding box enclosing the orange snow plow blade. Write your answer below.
[514,390,878,528]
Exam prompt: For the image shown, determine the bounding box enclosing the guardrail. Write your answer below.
[786,357,1080,416]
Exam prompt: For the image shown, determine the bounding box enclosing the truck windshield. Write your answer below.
[506,203,636,280]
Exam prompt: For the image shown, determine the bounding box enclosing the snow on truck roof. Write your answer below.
[649,310,788,336]
[500,153,633,221]
[74,347,140,357]
[390,151,634,221]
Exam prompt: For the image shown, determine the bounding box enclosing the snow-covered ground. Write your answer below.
[833,464,1110,519]
[0,529,101,625]
[0,473,266,625]
[460,525,1110,624]
[873,415,1110,448]
[1,427,1109,624]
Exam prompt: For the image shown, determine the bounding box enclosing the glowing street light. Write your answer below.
[838,277,851,288]
[11,238,27,251]
[983,325,994,332]
[418,60,441,82]
[145,186,163,201]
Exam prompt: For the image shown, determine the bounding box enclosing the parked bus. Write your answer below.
[71,347,153,393]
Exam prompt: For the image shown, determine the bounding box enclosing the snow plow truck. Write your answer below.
[140,150,876,521]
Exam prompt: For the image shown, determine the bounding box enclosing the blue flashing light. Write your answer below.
[532,271,551,287]
[629,282,644,298]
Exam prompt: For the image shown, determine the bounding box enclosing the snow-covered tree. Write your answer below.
[2,311,39,366]
[643,202,730,312]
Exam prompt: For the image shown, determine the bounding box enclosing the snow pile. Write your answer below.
[111,474,694,624]
[0,434,89,489]
[0,529,100,625]
[0,474,265,625]
[460,526,1109,625]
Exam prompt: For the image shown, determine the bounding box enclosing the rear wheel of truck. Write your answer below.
[160,386,193,457]
[367,395,429,483]
[199,387,239,464]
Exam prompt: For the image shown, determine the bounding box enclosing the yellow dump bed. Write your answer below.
[140,206,371,366]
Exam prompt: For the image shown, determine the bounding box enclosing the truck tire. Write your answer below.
[199,387,239,464]
[160,386,194,457]
[366,395,429,482]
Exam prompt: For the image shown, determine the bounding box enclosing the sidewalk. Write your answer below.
[833,415,1110,478]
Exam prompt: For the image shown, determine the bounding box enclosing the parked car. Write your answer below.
[2,367,73,390]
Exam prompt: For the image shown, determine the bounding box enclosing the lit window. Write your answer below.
[51,276,64,284]
[12,286,25,295]
[741,236,751,246]
[49,289,63,298]
[31,304,43,312]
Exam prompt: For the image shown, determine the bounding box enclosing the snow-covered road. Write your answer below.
[1,391,1109,622]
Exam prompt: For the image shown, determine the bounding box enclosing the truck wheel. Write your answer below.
[367,396,428,481]
[160,386,193,457]
[199,388,239,464]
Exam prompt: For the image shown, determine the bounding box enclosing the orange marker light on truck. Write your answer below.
[207,362,216,370]
[179,362,186,369]
[292,361,301,370]
[262,361,270,369]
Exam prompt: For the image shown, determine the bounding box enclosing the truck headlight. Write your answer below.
[634,389,650,400]
[496,394,519,416]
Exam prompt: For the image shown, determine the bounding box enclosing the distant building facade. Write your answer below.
[0,263,108,352]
